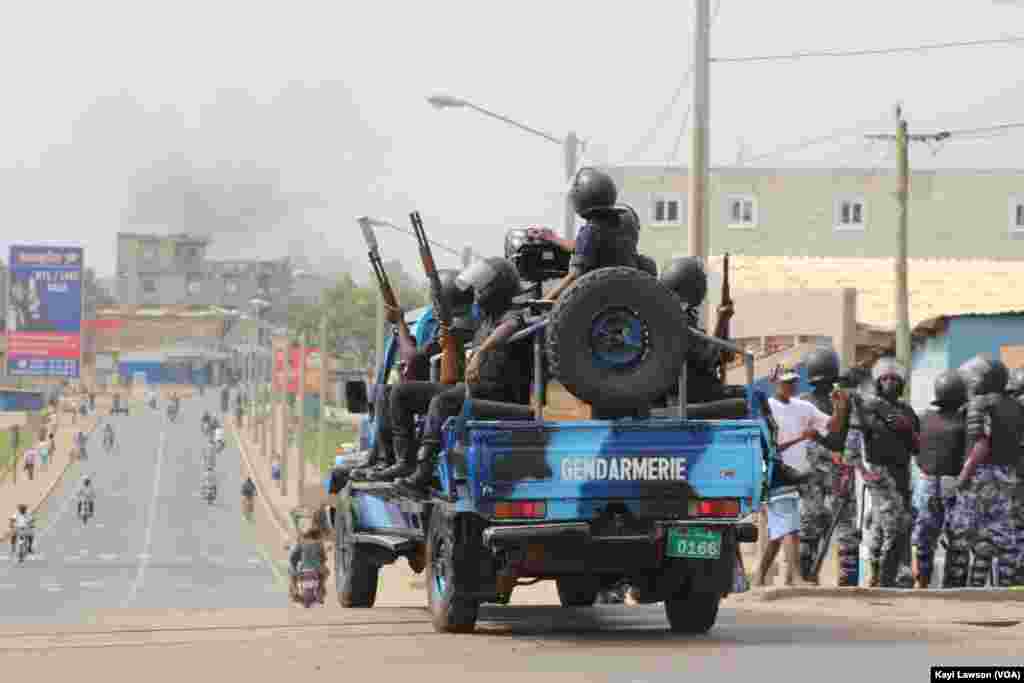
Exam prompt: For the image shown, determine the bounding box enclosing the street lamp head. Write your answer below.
[427,94,467,109]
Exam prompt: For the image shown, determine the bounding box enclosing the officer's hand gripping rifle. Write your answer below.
[409,211,463,385]
[357,217,417,378]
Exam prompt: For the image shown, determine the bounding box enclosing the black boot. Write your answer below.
[770,460,813,487]
[350,439,387,481]
[394,443,440,495]
[369,434,417,481]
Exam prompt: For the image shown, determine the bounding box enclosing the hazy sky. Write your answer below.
[1,0,1022,279]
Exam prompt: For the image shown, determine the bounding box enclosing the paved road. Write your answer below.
[0,394,285,624]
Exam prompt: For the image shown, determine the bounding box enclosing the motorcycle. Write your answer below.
[297,569,323,608]
[78,500,94,525]
[15,532,30,563]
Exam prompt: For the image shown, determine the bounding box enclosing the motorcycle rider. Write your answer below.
[213,422,225,451]
[289,526,329,602]
[200,468,217,500]
[241,477,256,517]
[855,357,920,587]
[103,422,115,451]
[541,167,639,303]
[201,410,212,434]
[13,504,34,554]
[945,355,1024,587]
[387,257,532,494]
[352,270,476,482]
[797,348,861,587]
[77,476,96,520]
[912,370,968,588]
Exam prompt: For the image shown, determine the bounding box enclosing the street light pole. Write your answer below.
[690,0,711,326]
[427,94,583,240]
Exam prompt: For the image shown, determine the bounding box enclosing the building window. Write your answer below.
[651,195,684,225]
[1011,197,1024,232]
[727,195,757,228]
[142,279,157,294]
[835,198,866,231]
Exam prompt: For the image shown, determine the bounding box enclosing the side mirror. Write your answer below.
[345,380,369,414]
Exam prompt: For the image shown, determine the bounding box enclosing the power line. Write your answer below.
[739,114,893,165]
[665,0,722,165]
[942,121,1024,137]
[370,219,464,259]
[712,36,1024,64]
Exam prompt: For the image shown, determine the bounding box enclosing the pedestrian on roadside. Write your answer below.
[48,432,56,459]
[753,365,847,587]
[22,446,36,481]
[37,437,50,470]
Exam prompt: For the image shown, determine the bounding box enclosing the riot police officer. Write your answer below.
[542,167,639,303]
[912,370,968,588]
[857,357,919,587]
[945,355,1024,587]
[1009,368,1024,584]
[355,270,476,482]
[797,348,861,586]
[387,258,532,494]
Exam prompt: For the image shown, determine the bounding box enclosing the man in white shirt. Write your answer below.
[754,366,847,587]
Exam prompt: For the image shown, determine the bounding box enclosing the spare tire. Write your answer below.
[547,267,688,410]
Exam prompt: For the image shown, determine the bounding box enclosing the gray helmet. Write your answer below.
[456,257,520,317]
[932,370,967,408]
[569,167,617,218]
[804,348,840,385]
[659,257,707,308]
[438,268,474,317]
[1007,368,1024,396]
[959,354,1009,396]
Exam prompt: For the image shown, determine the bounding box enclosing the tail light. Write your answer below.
[688,498,740,518]
[494,501,547,519]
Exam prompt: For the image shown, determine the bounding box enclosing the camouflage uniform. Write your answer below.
[910,475,958,586]
[945,465,1019,587]
[799,440,861,586]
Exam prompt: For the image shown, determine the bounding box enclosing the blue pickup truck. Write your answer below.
[338,266,772,635]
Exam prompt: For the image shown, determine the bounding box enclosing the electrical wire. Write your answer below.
[369,219,464,259]
[942,121,1024,137]
[739,114,893,166]
[711,36,1024,64]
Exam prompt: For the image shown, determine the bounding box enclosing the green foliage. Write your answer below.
[287,260,427,365]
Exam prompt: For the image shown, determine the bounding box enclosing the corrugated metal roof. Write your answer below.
[912,310,1024,337]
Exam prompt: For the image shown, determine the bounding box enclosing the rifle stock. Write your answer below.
[409,211,464,384]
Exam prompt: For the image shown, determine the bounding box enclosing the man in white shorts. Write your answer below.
[754,365,848,587]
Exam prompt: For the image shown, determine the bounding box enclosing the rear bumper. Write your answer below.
[482,519,757,546]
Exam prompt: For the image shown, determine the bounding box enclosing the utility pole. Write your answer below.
[564,131,580,240]
[296,332,307,505]
[689,0,711,327]
[318,313,328,478]
[866,106,950,403]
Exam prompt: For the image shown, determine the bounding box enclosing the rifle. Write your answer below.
[714,253,734,384]
[357,217,417,379]
[409,211,463,385]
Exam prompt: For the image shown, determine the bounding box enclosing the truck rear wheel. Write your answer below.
[335,502,379,608]
[556,577,599,607]
[664,588,721,634]
[426,509,479,633]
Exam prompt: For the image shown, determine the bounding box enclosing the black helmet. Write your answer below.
[456,257,520,317]
[1007,367,1024,395]
[635,253,657,277]
[659,257,707,308]
[569,167,617,218]
[438,269,474,317]
[932,370,967,408]
[959,354,1009,396]
[804,347,840,385]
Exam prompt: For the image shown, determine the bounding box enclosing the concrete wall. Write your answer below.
[610,166,1024,260]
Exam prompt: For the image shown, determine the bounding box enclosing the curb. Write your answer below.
[230,424,291,545]
[733,586,1024,603]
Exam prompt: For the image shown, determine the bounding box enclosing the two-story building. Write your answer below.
[605,166,1024,262]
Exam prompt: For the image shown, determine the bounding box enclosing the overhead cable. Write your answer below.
[712,36,1024,64]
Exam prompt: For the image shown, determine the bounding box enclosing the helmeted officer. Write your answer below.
[798,348,860,586]
[386,257,532,494]
[542,167,639,303]
[856,357,919,587]
[945,355,1024,587]
[912,370,968,588]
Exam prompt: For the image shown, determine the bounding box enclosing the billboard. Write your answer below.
[6,245,83,377]
[273,345,321,394]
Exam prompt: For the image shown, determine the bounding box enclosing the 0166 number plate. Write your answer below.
[666,526,722,560]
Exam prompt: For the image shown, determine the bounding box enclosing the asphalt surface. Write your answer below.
[0,394,285,624]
